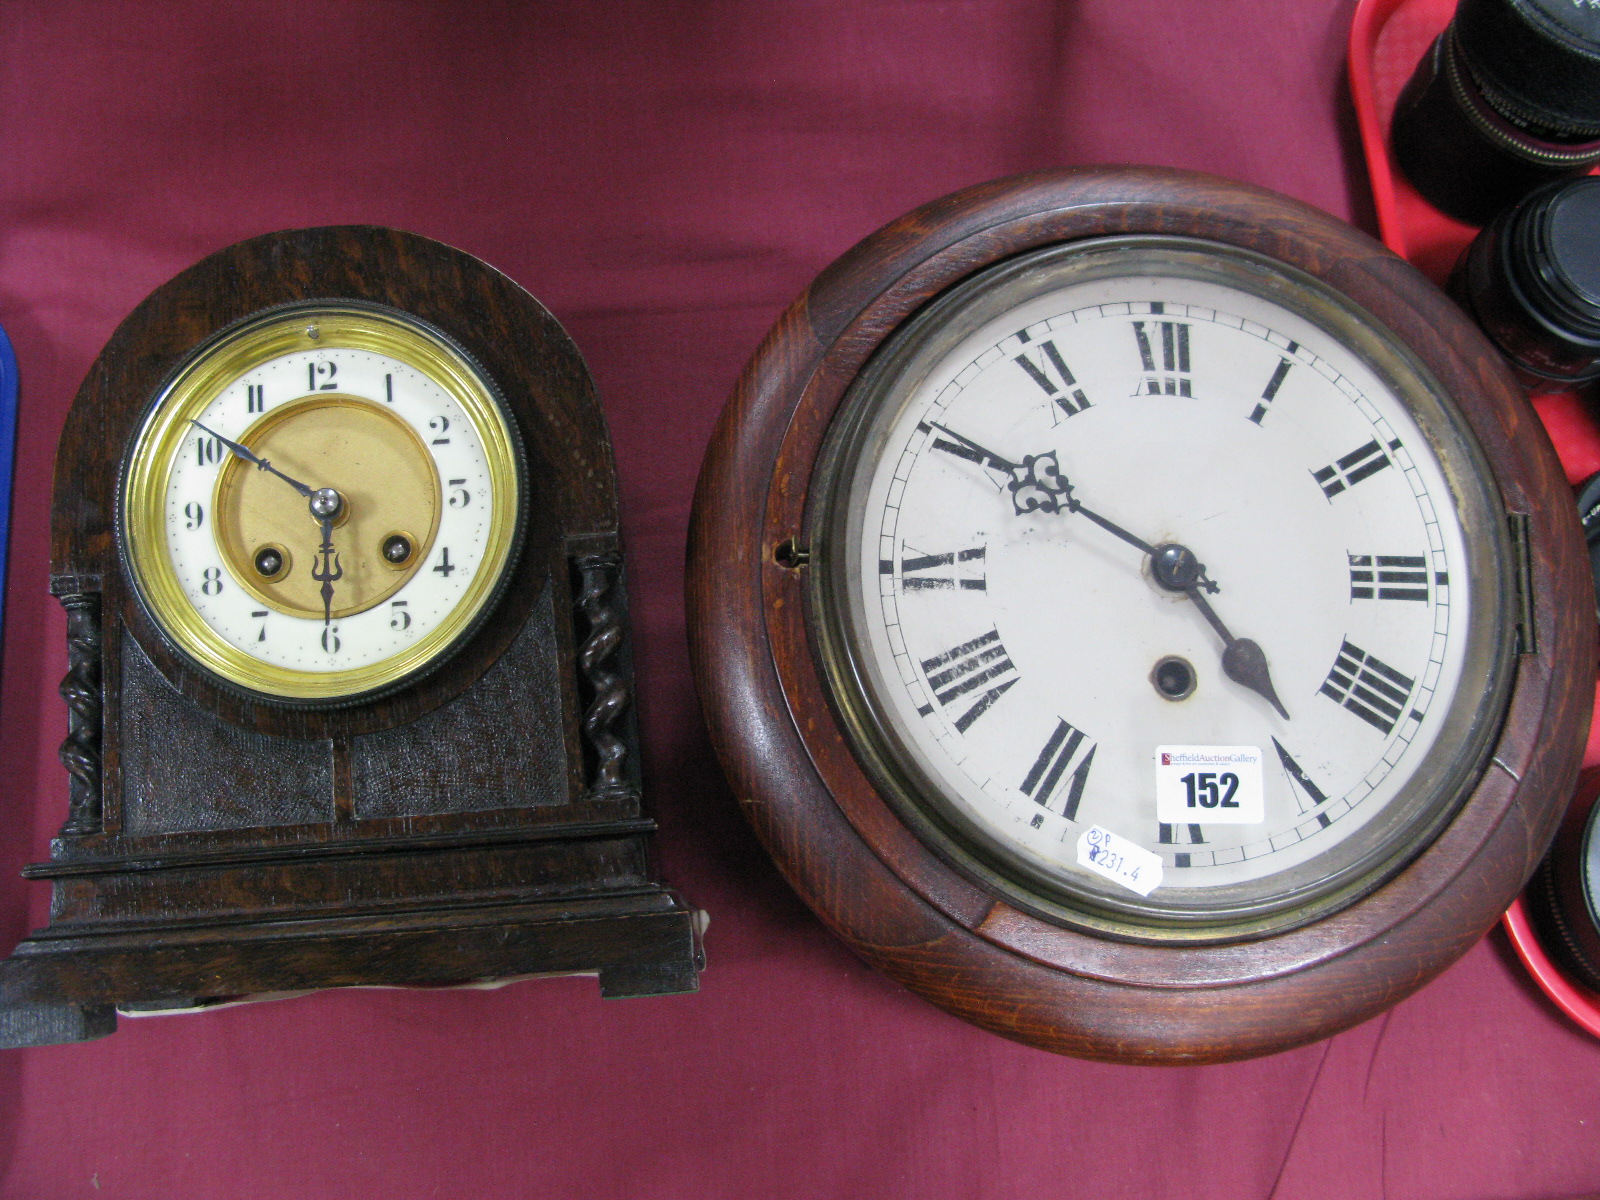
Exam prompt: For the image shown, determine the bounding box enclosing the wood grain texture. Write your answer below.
[687,167,1592,1063]
[0,227,701,1041]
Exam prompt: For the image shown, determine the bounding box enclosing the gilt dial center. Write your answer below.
[212,395,442,620]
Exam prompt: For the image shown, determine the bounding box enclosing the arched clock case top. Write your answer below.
[61,227,592,737]
[687,167,1592,1064]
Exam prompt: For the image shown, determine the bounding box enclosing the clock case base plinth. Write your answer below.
[0,226,703,1046]
[0,879,701,1047]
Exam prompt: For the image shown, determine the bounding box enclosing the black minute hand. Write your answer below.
[310,513,342,635]
[927,424,1073,515]
[1148,543,1289,720]
[190,419,313,499]
[927,422,1020,472]
[1069,500,1158,558]
[928,422,1289,718]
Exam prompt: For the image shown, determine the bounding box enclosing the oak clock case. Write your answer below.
[688,168,1591,1064]
[0,226,702,1048]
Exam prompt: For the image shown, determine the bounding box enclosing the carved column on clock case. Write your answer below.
[53,579,103,837]
[0,581,118,1046]
[573,544,639,802]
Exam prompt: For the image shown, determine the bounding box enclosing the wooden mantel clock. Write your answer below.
[0,226,702,1047]
[688,167,1592,1064]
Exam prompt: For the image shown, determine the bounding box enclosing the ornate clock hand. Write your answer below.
[309,491,344,639]
[190,419,314,499]
[1150,543,1289,720]
[926,424,1073,515]
[926,428,1283,715]
[1042,477,1283,717]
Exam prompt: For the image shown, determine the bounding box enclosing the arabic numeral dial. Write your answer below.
[124,305,522,702]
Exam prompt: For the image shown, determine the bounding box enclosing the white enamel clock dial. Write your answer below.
[121,305,523,704]
[815,238,1510,933]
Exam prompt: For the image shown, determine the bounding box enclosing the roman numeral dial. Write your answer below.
[1133,312,1191,396]
[1248,348,1296,424]
[1348,554,1438,602]
[889,544,987,591]
[1014,334,1091,418]
[1273,738,1329,817]
[919,629,1018,733]
[1159,821,1206,870]
[1313,440,1394,498]
[1021,719,1096,822]
[1319,640,1416,735]
[841,262,1478,908]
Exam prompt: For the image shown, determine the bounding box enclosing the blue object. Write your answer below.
[0,323,18,650]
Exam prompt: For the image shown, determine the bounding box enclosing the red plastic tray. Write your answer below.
[1349,0,1600,1038]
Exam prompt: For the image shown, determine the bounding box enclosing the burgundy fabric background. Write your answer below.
[0,2,1597,1196]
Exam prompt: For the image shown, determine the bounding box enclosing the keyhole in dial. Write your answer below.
[382,533,413,565]
[253,544,289,580]
[1152,655,1196,701]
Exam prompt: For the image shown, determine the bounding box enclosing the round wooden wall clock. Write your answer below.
[688,167,1592,1064]
[0,227,702,1048]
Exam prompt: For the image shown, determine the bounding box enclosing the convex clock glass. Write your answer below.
[814,238,1510,938]
[121,305,522,704]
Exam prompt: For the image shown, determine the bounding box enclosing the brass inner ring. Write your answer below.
[213,394,441,618]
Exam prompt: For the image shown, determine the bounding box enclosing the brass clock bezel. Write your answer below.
[806,236,1516,945]
[120,302,523,705]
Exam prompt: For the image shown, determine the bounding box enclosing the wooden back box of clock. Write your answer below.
[0,227,701,1047]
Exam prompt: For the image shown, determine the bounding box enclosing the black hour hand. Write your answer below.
[189,419,314,499]
[1150,543,1287,719]
[310,514,342,631]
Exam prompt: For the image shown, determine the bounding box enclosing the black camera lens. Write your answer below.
[1450,176,1600,389]
[1526,772,1600,993]
[1392,0,1600,225]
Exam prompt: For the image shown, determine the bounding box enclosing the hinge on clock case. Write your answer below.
[1508,511,1537,656]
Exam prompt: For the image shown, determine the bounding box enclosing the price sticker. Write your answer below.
[1155,745,1265,825]
[1076,825,1164,897]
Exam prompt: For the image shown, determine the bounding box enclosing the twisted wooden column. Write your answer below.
[573,552,632,796]
[56,590,103,836]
